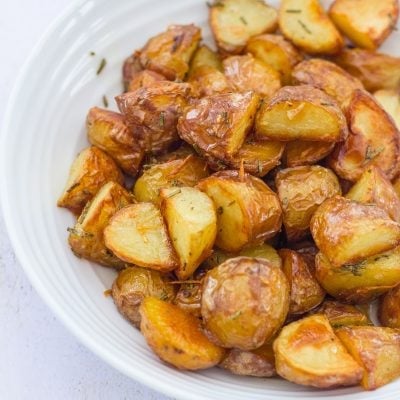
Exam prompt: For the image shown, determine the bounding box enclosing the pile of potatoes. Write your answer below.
[58,0,400,392]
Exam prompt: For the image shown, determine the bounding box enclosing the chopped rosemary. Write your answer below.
[171,34,184,53]
[230,310,242,320]
[89,51,96,56]
[240,16,248,25]
[217,206,224,215]
[159,111,166,128]
[341,261,366,276]
[102,95,109,108]
[364,145,384,163]
[165,188,182,198]
[207,1,224,7]
[159,291,169,301]
[96,58,107,75]
[286,9,301,13]
[298,20,312,34]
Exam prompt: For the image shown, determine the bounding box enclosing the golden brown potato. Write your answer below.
[86,107,144,176]
[374,89,400,129]
[245,34,302,85]
[311,196,400,268]
[140,297,225,370]
[279,249,325,315]
[68,182,134,268]
[177,91,260,160]
[329,0,399,50]
[336,326,400,390]
[279,0,344,55]
[329,89,400,182]
[188,45,223,75]
[127,70,165,92]
[255,85,348,142]
[346,166,400,222]
[379,284,400,328]
[139,24,201,80]
[201,257,289,350]
[209,0,278,54]
[112,266,175,328]
[174,281,203,318]
[104,203,177,272]
[197,171,282,252]
[223,54,281,99]
[122,51,143,91]
[275,166,341,242]
[116,81,192,154]
[284,141,335,167]
[187,66,232,97]
[57,146,124,215]
[273,314,363,388]
[147,143,196,164]
[133,155,209,206]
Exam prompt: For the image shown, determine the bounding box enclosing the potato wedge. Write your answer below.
[122,51,143,91]
[197,171,282,252]
[188,44,223,76]
[209,0,278,54]
[127,70,165,92]
[336,326,400,390]
[379,284,400,328]
[139,24,201,80]
[273,314,363,388]
[255,86,348,142]
[329,0,399,50]
[140,297,225,370]
[202,257,289,350]
[329,89,400,181]
[284,141,334,167]
[276,166,341,242]
[374,89,400,129]
[104,203,177,272]
[68,182,134,268]
[112,266,175,328]
[187,66,232,97]
[279,0,344,55]
[57,146,124,215]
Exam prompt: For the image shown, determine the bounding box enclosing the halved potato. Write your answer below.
[336,326,400,390]
[329,0,399,50]
[104,203,177,271]
[279,0,344,55]
[379,284,400,328]
[284,141,334,167]
[255,85,348,142]
[187,66,232,97]
[57,146,124,215]
[188,45,223,76]
[127,70,165,92]
[140,297,225,370]
[122,51,143,91]
[209,0,278,54]
[374,89,400,129]
[68,182,134,268]
[197,171,282,252]
[273,314,363,388]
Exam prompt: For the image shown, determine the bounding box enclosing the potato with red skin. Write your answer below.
[379,284,400,328]
[127,70,165,92]
[122,51,143,91]
[188,66,232,97]
[284,141,334,167]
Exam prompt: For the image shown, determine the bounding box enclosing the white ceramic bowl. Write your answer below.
[1,0,400,399]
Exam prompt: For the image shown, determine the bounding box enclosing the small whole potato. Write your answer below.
[201,257,289,350]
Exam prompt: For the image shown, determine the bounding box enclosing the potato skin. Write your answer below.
[201,257,289,350]
[379,284,400,328]
[140,297,225,370]
[188,66,232,97]
[188,45,223,75]
[122,51,143,91]
[284,141,334,167]
[127,70,165,92]
[374,89,400,130]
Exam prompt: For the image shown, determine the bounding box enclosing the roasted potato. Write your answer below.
[336,326,400,390]
[160,187,217,280]
[379,284,400,328]
[174,280,203,318]
[201,257,289,350]
[116,81,192,154]
[188,45,222,75]
[284,141,334,167]
[139,24,201,80]
[112,266,175,328]
[197,171,282,252]
[122,51,143,91]
[255,86,348,142]
[274,314,363,388]
[68,182,133,268]
[279,0,344,55]
[127,70,165,92]
[374,89,400,129]
[57,146,124,215]
[329,89,400,182]
[133,155,209,205]
[223,54,281,99]
[346,166,400,222]
[245,34,302,85]
[140,297,225,370]
[329,0,399,50]
[311,196,400,268]
[104,203,177,272]
[187,66,232,97]
[275,166,341,242]
[209,0,278,54]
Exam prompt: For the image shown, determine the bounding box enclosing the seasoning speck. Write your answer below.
[96,58,107,75]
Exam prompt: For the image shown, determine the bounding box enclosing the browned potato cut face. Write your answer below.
[374,89,400,130]
[380,284,400,328]
[273,314,363,388]
[284,140,334,167]
[112,266,175,328]
[68,182,134,268]
[197,171,282,252]
[201,257,289,350]
[140,297,225,370]
[255,86,348,142]
[279,0,344,55]
[336,326,400,390]
[127,70,165,92]
[57,146,124,215]
[187,66,232,97]
[209,0,278,54]
[276,166,341,242]
[139,24,201,80]
[311,196,400,268]
[122,51,143,91]
[223,55,281,99]
[116,81,192,154]
[104,203,177,271]
[329,0,399,50]
[329,89,400,182]
[188,45,222,76]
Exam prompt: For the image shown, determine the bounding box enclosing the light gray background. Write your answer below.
[0,1,170,399]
